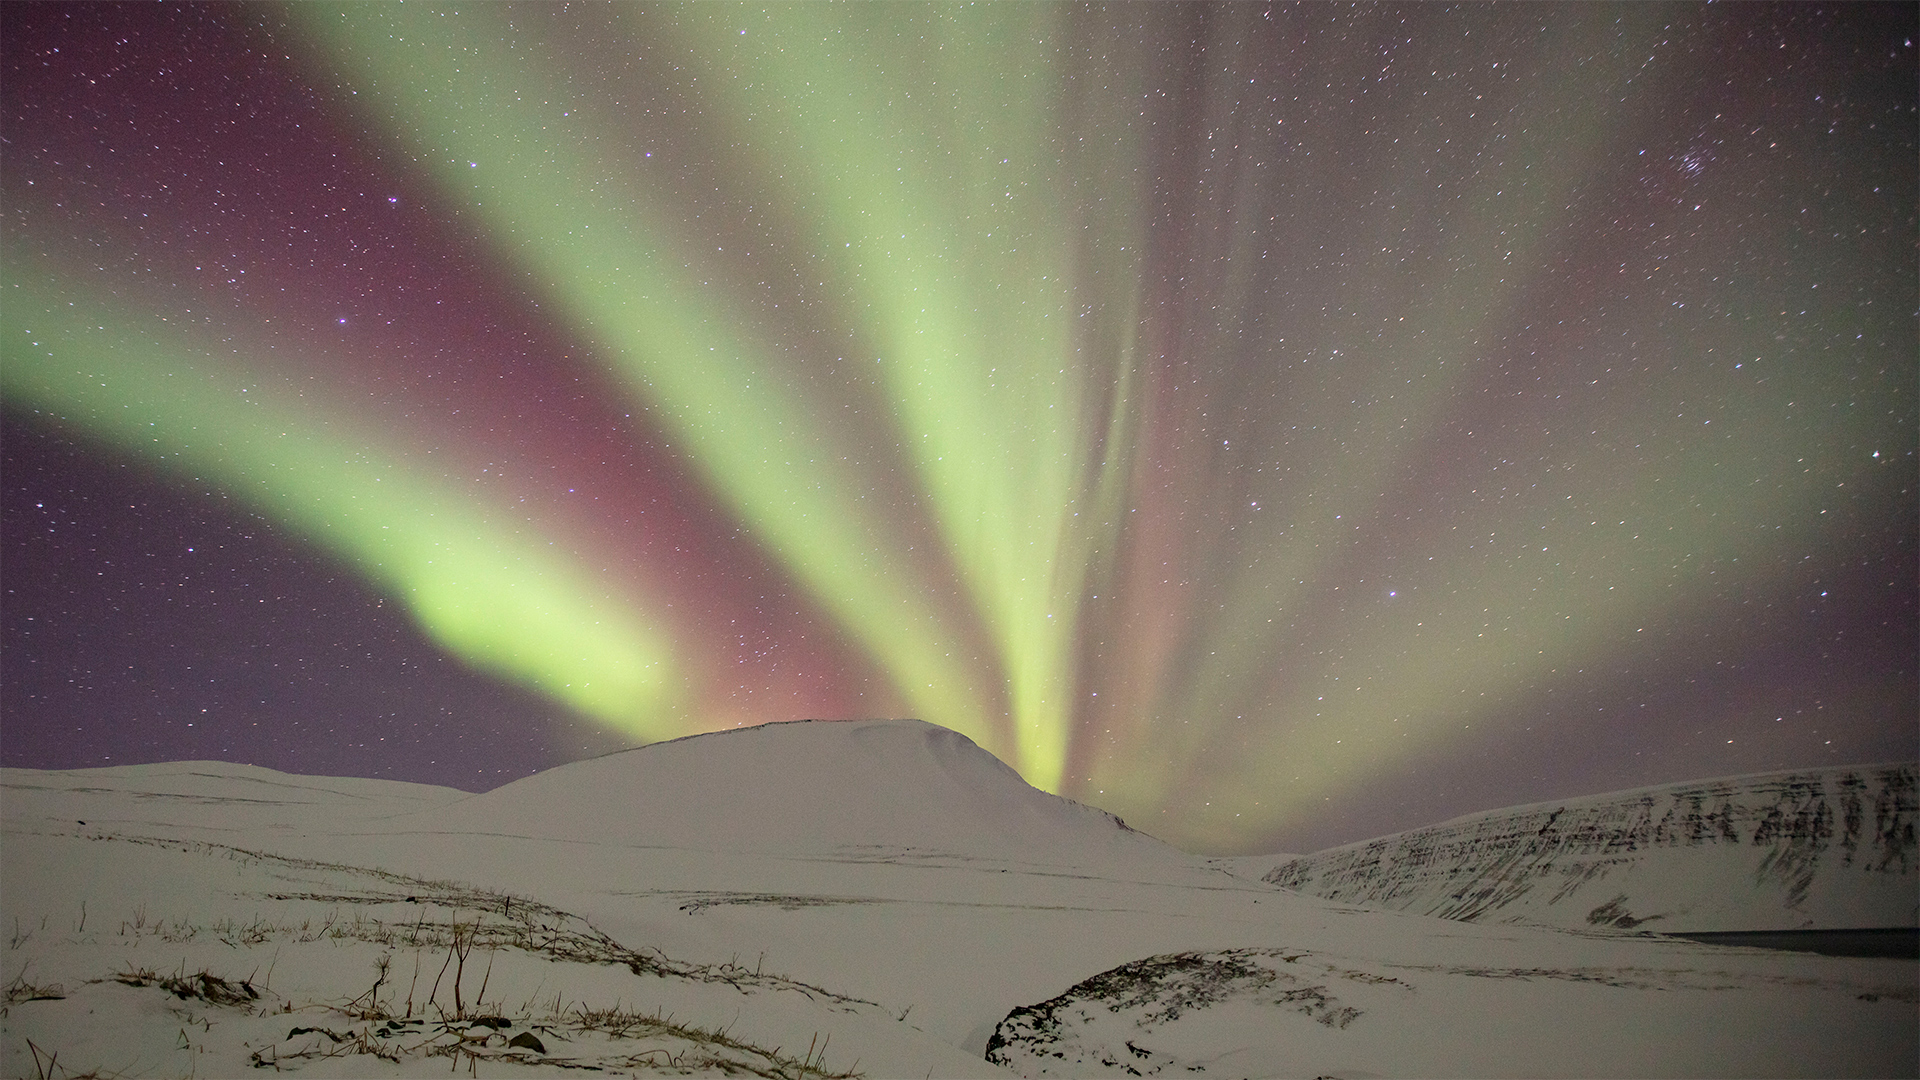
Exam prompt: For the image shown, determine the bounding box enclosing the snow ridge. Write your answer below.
[1262,762,1918,932]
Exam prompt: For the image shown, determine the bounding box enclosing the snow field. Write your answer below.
[5,721,1914,1077]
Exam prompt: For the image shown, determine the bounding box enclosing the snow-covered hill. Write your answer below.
[402,718,1179,866]
[1258,763,1918,932]
[4,724,1915,1077]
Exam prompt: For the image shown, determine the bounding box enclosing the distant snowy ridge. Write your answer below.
[0,760,468,834]
[1261,763,1917,933]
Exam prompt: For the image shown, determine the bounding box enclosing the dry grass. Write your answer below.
[3,970,67,1013]
[22,831,871,1077]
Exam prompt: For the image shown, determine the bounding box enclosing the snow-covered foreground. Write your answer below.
[3,720,1914,1078]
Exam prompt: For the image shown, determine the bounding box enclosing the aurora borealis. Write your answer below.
[3,3,1913,853]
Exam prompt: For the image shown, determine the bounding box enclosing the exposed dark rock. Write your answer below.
[987,947,1386,1075]
[1262,763,1916,931]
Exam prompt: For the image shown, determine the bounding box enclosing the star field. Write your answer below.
[3,2,1913,853]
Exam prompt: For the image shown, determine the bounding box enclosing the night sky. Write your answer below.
[3,2,1913,855]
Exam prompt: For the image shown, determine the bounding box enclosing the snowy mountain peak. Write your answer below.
[414,718,1170,864]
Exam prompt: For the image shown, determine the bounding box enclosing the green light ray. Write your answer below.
[290,3,1008,755]
[1152,314,1890,850]
[1,263,679,734]
[662,4,1107,787]
[1088,5,1696,835]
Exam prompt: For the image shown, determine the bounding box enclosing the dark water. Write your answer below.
[1666,928,1918,959]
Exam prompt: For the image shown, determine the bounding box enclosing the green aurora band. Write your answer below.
[3,4,1906,851]
[1,264,679,730]
[292,2,1130,789]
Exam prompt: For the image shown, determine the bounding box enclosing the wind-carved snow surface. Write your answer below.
[4,721,1916,1078]
[1257,764,1918,932]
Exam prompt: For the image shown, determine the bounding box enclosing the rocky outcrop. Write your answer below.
[985,947,1400,1077]
[1261,763,1917,932]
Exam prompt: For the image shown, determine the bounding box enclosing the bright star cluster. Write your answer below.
[3,3,1912,852]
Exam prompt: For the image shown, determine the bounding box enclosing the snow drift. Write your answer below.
[1258,762,1918,932]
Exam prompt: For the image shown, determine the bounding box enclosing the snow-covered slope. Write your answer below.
[5,728,1915,1078]
[1259,763,1918,932]
[984,940,1911,1079]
